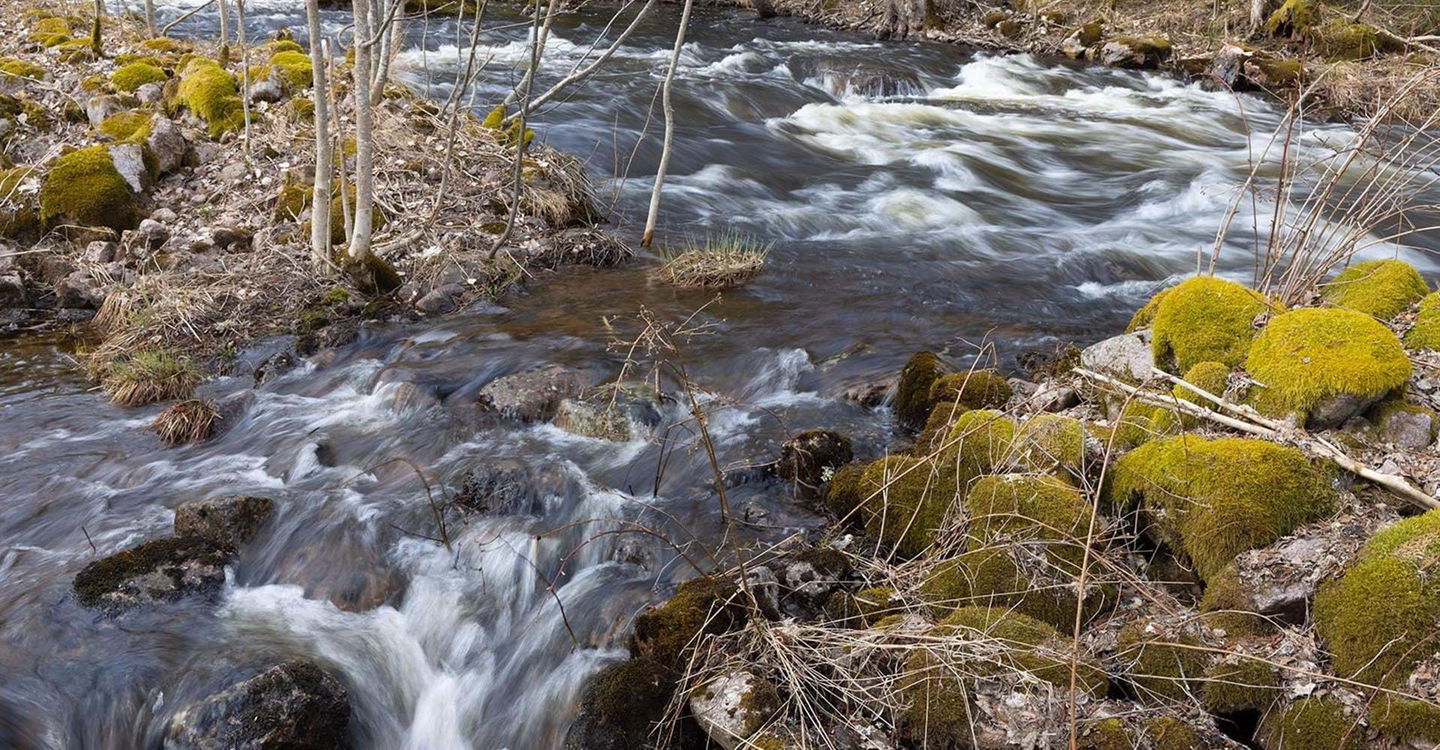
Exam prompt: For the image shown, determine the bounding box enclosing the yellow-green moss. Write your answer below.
[1012,414,1087,476]
[852,586,898,624]
[0,167,40,238]
[1077,718,1133,750]
[141,37,192,55]
[1405,292,1440,350]
[927,369,1011,411]
[917,543,1109,630]
[1108,399,1169,448]
[965,474,1093,566]
[823,461,868,520]
[262,39,304,56]
[111,62,167,93]
[1197,563,1272,636]
[1144,717,1202,750]
[1245,307,1411,425]
[56,39,97,64]
[267,50,313,91]
[1314,509,1440,686]
[98,111,153,142]
[895,351,949,430]
[858,455,959,558]
[1116,620,1209,703]
[38,145,138,231]
[114,53,165,67]
[1316,19,1402,60]
[1150,276,1275,372]
[1127,286,1170,332]
[28,16,74,47]
[1264,0,1319,36]
[172,59,244,137]
[1369,695,1440,744]
[630,576,738,669]
[0,57,46,81]
[1152,360,1229,431]
[1320,259,1429,319]
[285,96,315,122]
[1108,435,1335,580]
[20,99,50,131]
[941,408,1016,477]
[1261,698,1366,750]
[1201,658,1281,713]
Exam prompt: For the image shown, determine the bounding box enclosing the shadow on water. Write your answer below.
[1,1,1437,747]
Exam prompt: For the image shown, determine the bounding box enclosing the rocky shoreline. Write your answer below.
[567,259,1440,748]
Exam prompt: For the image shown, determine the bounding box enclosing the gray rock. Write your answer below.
[1210,44,1249,87]
[173,495,275,549]
[1079,329,1154,382]
[745,565,781,619]
[135,82,165,105]
[1375,405,1437,449]
[551,382,665,441]
[54,270,104,309]
[165,660,349,750]
[0,273,25,308]
[146,115,192,176]
[249,79,283,103]
[1091,37,1173,69]
[477,364,589,422]
[85,95,123,129]
[136,218,171,250]
[107,142,152,194]
[773,547,850,610]
[1031,381,1080,412]
[775,429,853,498]
[1309,392,1383,430]
[39,256,76,284]
[453,459,583,516]
[688,669,777,750]
[414,283,465,315]
[152,207,180,224]
[72,536,230,613]
[220,161,250,182]
[208,225,253,252]
[83,240,118,264]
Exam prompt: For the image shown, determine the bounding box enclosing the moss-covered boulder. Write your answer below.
[1245,307,1410,427]
[895,351,951,430]
[1369,695,1440,745]
[899,606,1107,744]
[170,58,244,137]
[38,145,140,231]
[1259,697,1367,749]
[927,369,1011,412]
[1315,19,1403,60]
[631,576,740,669]
[111,61,167,93]
[1314,509,1440,686]
[857,455,958,558]
[1092,35,1173,69]
[27,16,74,47]
[1150,360,1229,432]
[822,460,868,520]
[1011,414,1092,477]
[1150,276,1274,373]
[0,166,40,239]
[266,49,313,92]
[1200,657,1282,714]
[1114,618,1212,703]
[1108,435,1336,581]
[1320,259,1428,319]
[1264,0,1319,37]
[0,57,47,82]
[1405,291,1440,350]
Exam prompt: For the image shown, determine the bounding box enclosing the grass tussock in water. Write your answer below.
[102,348,200,407]
[655,233,771,289]
[151,399,219,445]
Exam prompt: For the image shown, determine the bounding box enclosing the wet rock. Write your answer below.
[72,536,230,613]
[173,495,275,549]
[85,95,123,128]
[565,658,676,750]
[1079,329,1154,382]
[775,429,853,498]
[1210,44,1249,87]
[476,364,589,422]
[414,283,465,315]
[453,459,580,516]
[388,381,439,412]
[746,565,781,619]
[145,115,192,175]
[688,668,779,750]
[1091,36,1173,69]
[838,376,893,408]
[792,57,923,98]
[38,256,76,285]
[0,272,24,308]
[772,546,851,614]
[552,382,665,441]
[165,659,349,750]
[54,270,104,309]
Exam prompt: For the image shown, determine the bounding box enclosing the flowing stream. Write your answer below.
[2,2,1438,748]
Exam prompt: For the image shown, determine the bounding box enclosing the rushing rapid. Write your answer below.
[1,2,1436,748]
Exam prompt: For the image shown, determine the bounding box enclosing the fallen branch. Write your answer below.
[1074,366,1440,511]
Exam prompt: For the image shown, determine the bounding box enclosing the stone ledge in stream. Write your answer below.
[165,659,350,750]
[476,364,593,422]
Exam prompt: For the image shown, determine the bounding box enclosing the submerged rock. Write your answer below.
[791,57,923,98]
[173,495,275,549]
[476,364,589,422]
[73,536,230,613]
[165,659,349,750]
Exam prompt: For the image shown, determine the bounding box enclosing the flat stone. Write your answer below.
[477,364,589,422]
[173,495,275,549]
[1079,329,1154,382]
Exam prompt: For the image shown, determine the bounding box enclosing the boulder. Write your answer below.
[72,536,230,613]
[476,364,589,422]
[1079,329,1154,382]
[0,272,24,308]
[85,95,123,129]
[54,269,104,308]
[249,79,283,103]
[173,495,275,549]
[136,218,171,250]
[165,660,349,750]
[552,382,664,441]
[83,240,118,264]
[414,283,465,315]
[145,115,192,176]
[453,458,581,516]
[564,659,676,750]
[135,82,165,105]
[107,142,152,195]
[1209,44,1249,87]
[1091,36,1173,69]
[1370,402,1438,449]
[774,429,853,498]
[791,57,923,98]
[688,669,779,750]
[1061,21,1104,59]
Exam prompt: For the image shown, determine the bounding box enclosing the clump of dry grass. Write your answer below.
[102,347,200,406]
[151,398,219,445]
[655,232,771,289]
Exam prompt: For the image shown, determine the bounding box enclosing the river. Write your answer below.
[1,1,1436,748]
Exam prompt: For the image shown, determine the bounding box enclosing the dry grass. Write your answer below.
[101,347,200,406]
[151,398,219,445]
[654,233,771,289]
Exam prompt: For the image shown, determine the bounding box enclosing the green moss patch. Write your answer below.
[858,455,959,558]
[0,57,46,81]
[1314,509,1440,686]
[927,369,1011,411]
[1264,0,1319,37]
[1316,19,1403,60]
[39,145,139,232]
[1126,286,1169,332]
[0,167,40,239]
[1150,276,1274,372]
[1320,259,1428,319]
[267,50,313,91]
[1369,695,1440,744]
[1115,620,1209,703]
[111,62,167,93]
[1261,698,1366,749]
[98,111,154,142]
[1245,307,1410,425]
[965,474,1093,565]
[1108,435,1335,580]
[895,351,950,430]
[1404,291,1440,350]
[1012,414,1088,476]
[171,59,244,137]
[1201,658,1281,714]
[630,576,739,669]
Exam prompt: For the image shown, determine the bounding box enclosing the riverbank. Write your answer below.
[703,0,1438,121]
[0,0,622,417]
[570,260,1440,748]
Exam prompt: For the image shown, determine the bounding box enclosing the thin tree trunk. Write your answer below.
[237,0,252,159]
[370,0,403,104]
[641,0,694,248]
[217,0,231,65]
[349,0,376,264]
[143,0,156,36]
[307,2,333,266]
[91,0,103,56]
[502,0,561,108]
[486,0,543,260]
[513,0,658,122]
